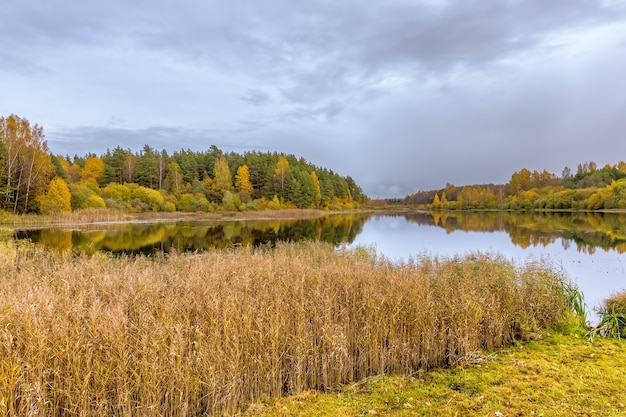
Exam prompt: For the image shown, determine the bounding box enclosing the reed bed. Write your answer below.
[0,208,130,227]
[0,241,571,416]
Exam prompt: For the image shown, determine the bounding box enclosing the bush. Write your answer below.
[593,290,626,339]
[162,201,176,212]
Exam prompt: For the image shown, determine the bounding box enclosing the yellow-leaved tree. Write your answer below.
[0,114,54,213]
[38,177,71,214]
[81,156,104,185]
[310,171,322,207]
[235,164,253,202]
[213,156,232,198]
[274,155,289,193]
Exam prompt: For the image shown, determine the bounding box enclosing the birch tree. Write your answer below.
[0,114,53,213]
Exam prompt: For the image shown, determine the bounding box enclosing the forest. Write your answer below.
[0,114,366,214]
[392,161,626,211]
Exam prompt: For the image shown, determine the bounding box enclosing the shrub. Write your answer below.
[593,290,626,339]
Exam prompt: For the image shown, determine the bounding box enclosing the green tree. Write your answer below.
[172,149,199,184]
[69,182,106,210]
[103,183,132,209]
[222,190,241,211]
[177,193,197,212]
[165,162,183,195]
[131,185,164,211]
[50,155,67,180]
[135,145,161,188]
[38,177,71,214]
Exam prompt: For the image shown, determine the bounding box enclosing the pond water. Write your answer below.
[14,211,626,322]
[349,212,626,322]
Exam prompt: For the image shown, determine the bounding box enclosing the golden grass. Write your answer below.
[0,208,130,226]
[0,208,335,228]
[0,241,571,416]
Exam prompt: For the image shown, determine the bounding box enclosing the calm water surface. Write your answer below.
[349,213,626,320]
[15,211,626,321]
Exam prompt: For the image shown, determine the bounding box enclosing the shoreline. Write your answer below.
[1,208,375,230]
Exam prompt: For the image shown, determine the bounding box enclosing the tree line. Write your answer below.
[0,114,366,214]
[384,161,626,211]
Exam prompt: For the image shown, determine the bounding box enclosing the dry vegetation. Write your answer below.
[0,208,334,229]
[0,208,131,227]
[0,241,572,416]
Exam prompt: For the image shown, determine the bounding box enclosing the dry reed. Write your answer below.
[0,208,130,227]
[0,241,570,416]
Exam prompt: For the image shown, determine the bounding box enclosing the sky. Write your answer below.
[2,0,626,198]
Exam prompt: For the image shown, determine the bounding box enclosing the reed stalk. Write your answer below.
[0,241,571,416]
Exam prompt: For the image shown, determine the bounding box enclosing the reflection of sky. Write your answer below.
[349,216,626,324]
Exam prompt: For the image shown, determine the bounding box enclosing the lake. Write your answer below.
[14,210,626,322]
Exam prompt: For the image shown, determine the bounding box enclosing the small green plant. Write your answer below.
[592,290,626,339]
[563,281,588,327]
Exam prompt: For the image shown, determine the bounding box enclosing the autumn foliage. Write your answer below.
[398,162,626,211]
[0,115,365,214]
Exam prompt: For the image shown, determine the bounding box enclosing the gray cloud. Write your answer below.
[2,0,626,197]
[241,89,271,106]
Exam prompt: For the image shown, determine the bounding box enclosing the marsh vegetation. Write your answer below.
[0,241,573,416]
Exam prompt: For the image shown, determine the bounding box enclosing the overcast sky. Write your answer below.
[2,1,626,197]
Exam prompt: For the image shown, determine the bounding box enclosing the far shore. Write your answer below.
[0,208,376,229]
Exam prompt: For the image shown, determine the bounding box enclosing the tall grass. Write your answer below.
[593,290,626,339]
[0,208,130,226]
[0,241,571,416]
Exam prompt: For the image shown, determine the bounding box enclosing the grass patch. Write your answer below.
[245,332,626,416]
[0,241,573,416]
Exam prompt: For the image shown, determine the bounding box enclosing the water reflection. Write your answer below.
[400,211,626,254]
[347,211,626,321]
[15,213,368,255]
[13,211,626,255]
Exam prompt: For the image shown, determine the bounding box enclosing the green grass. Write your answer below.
[243,330,626,416]
[592,290,626,339]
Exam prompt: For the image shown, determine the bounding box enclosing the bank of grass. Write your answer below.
[0,207,334,228]
[0,207,131,226]
[245,331,626,416]
[1,241,572,416]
